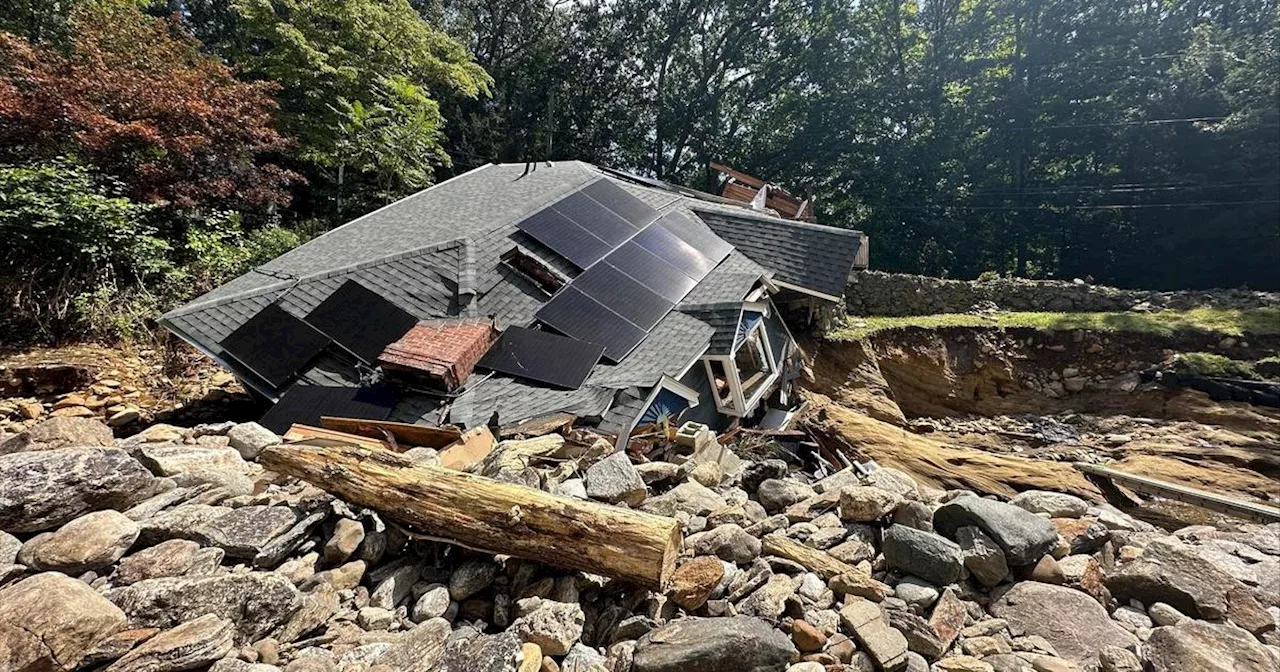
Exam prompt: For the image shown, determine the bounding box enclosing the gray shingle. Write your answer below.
[696,209,862,298]
[679,303,744,355]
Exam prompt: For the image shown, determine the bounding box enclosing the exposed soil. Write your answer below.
[801,326,1280,510]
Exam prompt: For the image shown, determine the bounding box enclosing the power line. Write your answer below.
[960,179,1280,197]
[883,199,1280,212]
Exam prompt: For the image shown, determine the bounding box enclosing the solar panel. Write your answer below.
[582,179,659,227]
[551,192,637,246]
[572,263,673,331]
[516,207,612,269]
[632,223,716,280]
[477,326,604,389]
[604,242,699,303]
[258,384,395,434]
[658,211,734,263]
[220,304,330,388]
[536,286,648,361]
[304,280,419,364]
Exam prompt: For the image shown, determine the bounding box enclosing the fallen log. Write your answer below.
[761,533,857,580]
[260,443,681,589]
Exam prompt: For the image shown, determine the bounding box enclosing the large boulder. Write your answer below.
[113,539,225,586]
[226,422,279,461]
[108,572,301,643]
[584,452,647,506]
[1008,491,1089,518]
[0,416,114,454]
[882,524,963,586]
[631,616,796,672]
[0,447,162,533]
[0,572,127,672]
[18,509,139,572]
[640,481,726,517]
[990,581,1138,665]
[104,614,235,672]
[373,618,450,672]
[1143,621,1279,672]
[138,504,301,561]
[1104,538,1272,634]
[934,496,1058,565]
[135,443,256,495]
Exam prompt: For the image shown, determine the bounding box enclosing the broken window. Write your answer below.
[707,359,734,407]
[736,327,771,401]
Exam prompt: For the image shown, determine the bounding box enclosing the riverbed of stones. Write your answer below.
[1,416,1277,672]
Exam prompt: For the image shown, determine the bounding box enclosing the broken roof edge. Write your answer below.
[162,237,471,321]
[690,205,865,240]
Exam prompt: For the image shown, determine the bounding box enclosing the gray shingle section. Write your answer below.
[679,250,768,305]
[598,388,648,435]
[588,311,716,388]
[695,209,861,298]
[448,374,614,428]
[679,303,743,355]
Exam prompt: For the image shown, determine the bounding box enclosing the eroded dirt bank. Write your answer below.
[802,327,1280,506]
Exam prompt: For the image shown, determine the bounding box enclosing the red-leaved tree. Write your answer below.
[0,0,299,210]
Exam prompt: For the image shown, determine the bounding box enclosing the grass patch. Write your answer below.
[829,307,1280,341]
[1170,352,1262,380]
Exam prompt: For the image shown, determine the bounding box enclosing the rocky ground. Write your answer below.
[2,415,1278,672]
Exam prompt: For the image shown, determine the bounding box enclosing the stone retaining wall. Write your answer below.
[846,270,1280,316]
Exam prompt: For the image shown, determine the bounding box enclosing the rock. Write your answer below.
[357,607,397,630]
[787,663,824,672]
[135,443,255,495]
[894,576,940,610]
[272,584,338,644]
[882,524,963,586]
[934,496,1058,566]
[694,524,761,564]
[1008,491,1089,518]
[737,574,796,620]
[0,572,128,672]
[635,462,681,486]
[1097,646,1142,672]
[928,588,968,654]
[830,571,894,602]
[742,459,789,493]
[108,408,142,427]
[864,468,920,500]
[688,462,723,487]
[1026,554,1065,585]
[791,619,827,652]
[81,628,162,669]
[18,509,139,572]
[669,556,725,610]
[227,422,279,460]
[956,525,1009,587]
[1112,605,1151,631]
[840,598,909,671]
[1050,518,1110,555]
[324,519,365,565]
[413,584,453,622]
[556,478,588,499]
[894,501,934,531]
[839,486,903,522]
[370,562,421,610]
[829,526,878,565]
[989,581,1138,664]
[583,451,647,506]
[112,539,225,586]
[631,616,797,672]
[450,559,499,600]
[561,642,609,672]
[1056,554,1109,605]
[641,481,726,517]
[784,490,842,523]
[1144,620,1278,672]
[961,636,1011,657]
[108,572,301,643]
[105,614,235,672]
[374,618,450,672]
[757,479,815,513]
[933,656,994,672]
[0,416,113,453]
[0,530,20,565]
[1147,602,1187,627]
[1103,537,1272,632]
[0,447,162,533]
[141,504,302,562]
[303,560,366,592]
[512,598,585,656]
[885,609,945,659]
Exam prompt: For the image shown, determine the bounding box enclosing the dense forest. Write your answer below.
[1,0,1277,341]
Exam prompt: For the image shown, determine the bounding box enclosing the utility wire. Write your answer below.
[882,199,1280,211]
[959,180,1280,197]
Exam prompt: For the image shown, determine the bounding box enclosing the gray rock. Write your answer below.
[1143,620,1278,672]
[323,518,364,565]
[893,501,934,531]
[562,642,609,672]
[631,616,797,672]
[1098,645,1143,672]
[0,447,162,533]
[990,581,1138,664]
[108,572,301,643]
[105,614,234,672]
[413,584,452,622]
[371,617,449,671]
[114,539,224,586]
[894,576,940,611]
[449,559,499,600]
[439,627,524,672]
[135,443,255,495]
[1009,491,1089,518]
[357,606,396,630]
[227,422,279,460]
[1147,602,1188,627]
[956,525,1009,587]
[756,479,815,513]
[512,597,585,656]
[370,562,421,609]
[884,609,945,659]
[272,583,338,644]
[864,467,920,500]
[0,416,113,453]
[641,481,727,517]
[882,524,963,586]
[736,574,796,620]
[585,452,648,506]
[139,504,300,560]
[839,486,902,522]
[635,461,681,486]
[0,572,128,672]
[742,459,789,493]
[840,598,909,671]
[694,524,762,564]
[934,496,1058,565]
[18,509,139,572]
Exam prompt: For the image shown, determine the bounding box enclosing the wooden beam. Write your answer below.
[320,417,462,449]
[259,443,683,589]
[284,424,391,451]
[709,162,765,189]
[1073,463,1280,523]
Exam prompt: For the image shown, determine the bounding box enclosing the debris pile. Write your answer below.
[1,415,1278,672]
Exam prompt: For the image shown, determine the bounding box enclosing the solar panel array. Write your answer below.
[258,384,396,433]
[305,280,419,363]
[477,326,605,389]
[220,304,331,388]
[516,179,659,269]
[536,208,734,362]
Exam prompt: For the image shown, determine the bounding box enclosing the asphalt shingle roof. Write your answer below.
[696,209,863,299]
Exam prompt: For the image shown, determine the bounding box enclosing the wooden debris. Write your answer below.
[319,417,461,449]
[438,426,496,469]
[284,424,391,451]
[762,533,859,580]
[499,413,575,439]
[259,443,682,589]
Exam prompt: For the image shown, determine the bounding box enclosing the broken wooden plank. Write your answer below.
[438,425,496,469]
[1074,462,1280,523]
[284,424,392,451]
[320,417,462,449]
[259,443,683,589]
[762,533,857,580]
[499,412,575,439]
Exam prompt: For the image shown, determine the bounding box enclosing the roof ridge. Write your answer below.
[694,206,865,237]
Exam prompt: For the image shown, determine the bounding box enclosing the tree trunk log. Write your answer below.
[260,443,681,589]
[762,533,856,579]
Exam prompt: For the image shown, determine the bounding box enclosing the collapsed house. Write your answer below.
[160,162,867,445]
